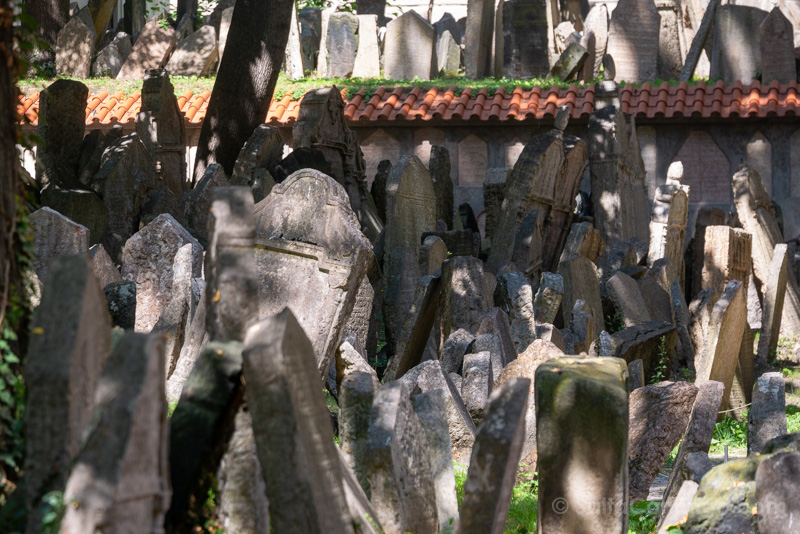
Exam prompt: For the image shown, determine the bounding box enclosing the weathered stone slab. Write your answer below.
[152,243,193,380]
[710,5,768,83]
[352,14,380,78]
[606,0,660,82]
[89,243,120,288]
[411,389,459,531]
[205,187,258,343]
[440,255,490,342]
[92,32,131,77]
[558,253,604,335]
[755,451,800,534]
[254,169,373,376]
[117,18,178,80]
[607,271,652,327]
[648,161,689,290]
[495,271,537,352]
[536,357,629,534]
[560,221,605,263]
[464,0,495,78]
[550,41,588,80]
[343,277,375,353]
[680,0,719,81]
[502,0,552,78]
[23,255,111,532]
[440,328,475,374]
[230,124,283,187]
[41,188,108,247]
[462,351,493,424]
[285,3,307,80]
[734,164,800,336]
[459,378,530,533]
[243,309,354,533]
[30,207,90,283]
[60,332,169,534]
[184,163,230,242]
[366,380,438,533]
[165,286,208,404]
[166,341,243,531]
[429,146,454,229]
[121,213,202,334]
[383,246,421,356]
[385,155,437,258]
[659,380,724,522]
[136,69,187,198]
[436,29,461,75]
[694,280,747,407]
[658,481,699,534]
[326,12,359,77]
[600,320,676,382]
[339,370,378,496]
[584,4,609,77]
[55,7,96,78]
[36,80,88,189]
[701,225,752,299]
[628,381,698,502]
[748,372,787,455]
[384,10,435,80]
[760,7,796,84]
[757,244,789,366]
[166,25,218,76]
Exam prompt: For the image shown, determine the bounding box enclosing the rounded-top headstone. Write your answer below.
[603,53,616,81]
[667,161,684,183]
[554,106,570,132]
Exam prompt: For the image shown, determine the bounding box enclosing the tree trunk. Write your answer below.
[88,0,118,43]
[192,0,294,184]
[177,0,198,31]
[23,0,69,63]
[0,0,20,325]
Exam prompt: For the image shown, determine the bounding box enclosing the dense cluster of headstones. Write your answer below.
[18,68,800,533]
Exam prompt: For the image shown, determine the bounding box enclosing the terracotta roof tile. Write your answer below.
[18,81,800,128]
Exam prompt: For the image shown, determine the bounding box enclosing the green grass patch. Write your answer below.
[788,405,800,433]
[710,411,748,455]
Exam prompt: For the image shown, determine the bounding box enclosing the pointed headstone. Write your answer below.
[117,18,178,80]
[606,0,660,82]
[30,207,90,283]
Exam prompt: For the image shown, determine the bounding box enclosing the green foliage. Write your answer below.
[628,501,660,534]
[504,476,538,532]
[788,405,800,434]
[782,367,800,379]
[40,491,66,534]
[710,411,748,455]
[649,337,669,384]
[604,311,625,335]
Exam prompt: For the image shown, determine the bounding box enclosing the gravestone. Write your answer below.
[440,328,475,374]
[384,10,436,80]
[757,244,789,366]
[534,271,564,324]
[299,7,322,70]
[655,0,685,80]
[502,0,552,78]
[55,7,95,78]
[205,187,258,343]
[60,333,169,534]
[117,18,178,80]
[628,381,698,502]
[733,164,800,336]
[285,4,307,80]
[36,79,88,189]
[578,30,596,81]
[536,357,629,534]
[680,0,719,81]
[495,271,537,352]
[365,380,439,533]
[384,155,437,258]
[166,25,219,76]
[710,5,768,83]
[588,101,650,245]
[601,320,677,382]
[184,163,231,241]
[411,389,459,531]
[648,161,689,291]
[343,278,375,352]
[510,209,544,283]
[136,69,187,198]
[152,244,193,379]
[41,188,108,246]
[695,281,747,408]
[429,146,455,228]
[607,271,652,327]
[550,41,588,80]
[434,13,461,45]
[440,255,490,342]
[218,6,235,62]
[659,380,723,523]
[483,168,508,244]
[754,451,800,534]
[561,221,605,263]
[339,370,378,496]
[558,253,605,335]
[691,207,726,298]
[760,7,797,84]
[583,4,608,77]
[230,124,283,187]
[464,0,495,78]
[121,213,203,332]
[436,30,461,75]
[462,351,493,423]
[89,243,120,288]
[326,12,359,77]
[253,169,373,376]
[352,14,380,78]
[23,256,111,533]
[93,32,132,77]
[459,378,530,533]
[30,207,90,283]
[243,309,355,532]
[748,372,787,455]
[383,247,421,356]
[606,0,660,82]
[92,133,157,253]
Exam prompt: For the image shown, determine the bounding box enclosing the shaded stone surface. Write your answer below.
[628,381,698,502]
[104,280,136,329]
[558,253,604,335]
[606,271,652,327]
[462,351,493,424]
[89,243,120,288]
[440,328,475,375]
[93,32,131,77]
[365,380,438,533]
[440,255,490,342]
[30,207,90,283]
[459,378,530,533]
[748,372,787,455]
[243,309,354,533]
[385,155,437,258]
[536,357,629,534]
[602,320,676,382]
[254,169,373,376]
[757,244,789,366]
[429,145,454,229]
[41,188,108,246]
[755,451,800,534]
[166,25,218,76]
[60,332,169,534]
[326,12,359,77]
[36,79,88,189]
[23,255,111,532]
[495,271,537,352]
[502,0,551,78]
[710,5,768,83]
[55,7,96,78]
[339,370,378,497]
[184,163,231,242]
[606,0,660,82]
[117,18,178,80]
[464,0,495,78]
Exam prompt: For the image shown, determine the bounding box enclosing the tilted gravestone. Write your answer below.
[55,7,95,78]
[710,5,768,83]
[253,169,374,376]
[121,213,203,332]
[29,207,90,284]
[23,255,111,533]
[383,10,436,80]
[117,18,178,80]
[230,124,283,187]
[759,7,796,84]
[243,308,356,533]
[757,244,789,367]
[583,4,608,77]
[536,357,629,534]
[655,0,685,81]
[502,0,552,78]
[648,161,689,291]
[60,333,170,533]
[166,25,219,76]
[700,225,752,300]
[136,69,187,198]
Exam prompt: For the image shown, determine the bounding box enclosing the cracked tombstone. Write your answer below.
[254,169,374,376]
